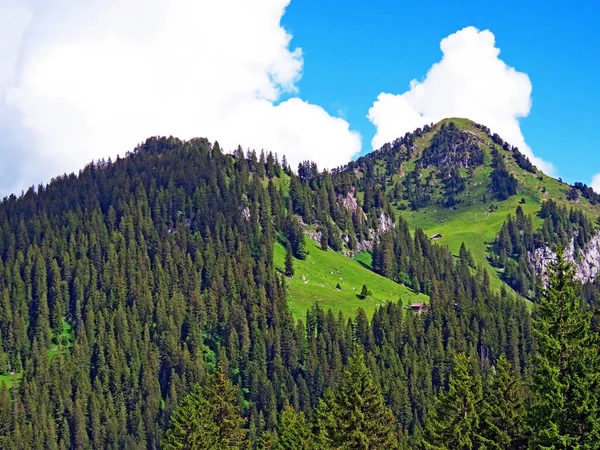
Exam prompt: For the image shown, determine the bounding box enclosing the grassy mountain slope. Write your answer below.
[274,240,427,320]
[352,118,600,295]
[271,117,599,314]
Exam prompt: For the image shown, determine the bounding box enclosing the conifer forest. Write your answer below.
[0,121,599,449]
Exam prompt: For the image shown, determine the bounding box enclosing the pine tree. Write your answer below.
[422,353,490,450]
[320,227,328,251]
[163,361,248,449]
[274,404,316,450]
[284,243,294,278]
[360,284,369,299]
[481,354,529,449]
[204,360,249,449]
[314,346,398,449]
[526,248,600,448]
[458,242,474,268]
[162,384,220,449]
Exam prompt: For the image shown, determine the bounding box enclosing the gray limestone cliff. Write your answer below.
[528,231,600,284]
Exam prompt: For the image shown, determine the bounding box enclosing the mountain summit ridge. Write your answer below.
[331,117,600,296]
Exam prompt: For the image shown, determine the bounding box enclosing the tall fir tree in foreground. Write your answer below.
[204,361,249,449]
[527,248,600,449]
[314,346,398,449]
[481,354,529,449]
[421,353,491,450]
[162,383,220,450]
[273,404,316,450]
[163,361,248,449]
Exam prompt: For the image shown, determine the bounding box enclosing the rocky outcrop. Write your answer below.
[339,188,359,213]
[241,205,251,221]
[529,231,600,284]
[378,211,393,234]
[299,188,394,257]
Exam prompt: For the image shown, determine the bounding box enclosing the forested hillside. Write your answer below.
[337,118,600,296]
[0,125,597,449]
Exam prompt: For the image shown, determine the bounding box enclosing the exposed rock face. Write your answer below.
[305,228,321,244]
[339,188,359,213]
[298,188,394,257]
[378,211,393,234]
[529,231,600,284]
[241,205,251,221]
[356,239,374,253]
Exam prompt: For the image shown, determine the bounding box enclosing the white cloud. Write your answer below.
[0,0,360,196]
[367,26,554,175]
[592,174,600,194]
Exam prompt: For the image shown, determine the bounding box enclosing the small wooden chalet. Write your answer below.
[410,302,427,313]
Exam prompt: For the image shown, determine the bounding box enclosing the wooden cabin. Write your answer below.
[410,302,427,313]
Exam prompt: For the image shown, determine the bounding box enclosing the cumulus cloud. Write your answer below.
[367,26,553,174]
[592,174,600,194]
[0,0,360,196]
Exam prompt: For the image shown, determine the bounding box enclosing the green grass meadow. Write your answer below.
[274,239,428,320]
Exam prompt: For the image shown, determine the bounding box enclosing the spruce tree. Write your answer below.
[0,384,12,447]
[458,242,474,268]
[422,353,491,450]
[314,346,398,449]
[163,362,248,450]
[526,248,600,448]
[161,384,219,450]
[274,404,316,450]
[320,227,328,251]
[162,384,220,449]
[204,360,249,449]
[284,243,294,278]
[481,354,529,449]
[360,284,369,299]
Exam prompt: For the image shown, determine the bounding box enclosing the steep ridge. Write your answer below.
[335,118,600,297]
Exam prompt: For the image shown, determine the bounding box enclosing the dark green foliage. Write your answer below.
[284,215,307,260]
[459,242,474,268]
[420,122,484,170]
[205,361,249,448]
[0,384,12,448]
[527,249,600,448]
[490,148,517,201]
[422,353,489,450]
[314,347,398,449]
[163,361,248,449]
[572,181,600,205]
[481,354,529,449]
[359,284,369,299]
[0,131,547,448]
[162,384,220,449]
[441,167,466,208]
[284,243,294,277]
[319,226,328,251]
[511,147,536,173]
[403,167,433,210]
[566,186,580,201]
[490,201,596,298]
[274,404,316,450]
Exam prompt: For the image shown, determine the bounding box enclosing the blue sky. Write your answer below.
[0,0,598,195]
[281,0,600,184]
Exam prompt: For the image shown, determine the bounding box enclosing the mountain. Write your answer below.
[0,123,596,448]
[333,118,600,299]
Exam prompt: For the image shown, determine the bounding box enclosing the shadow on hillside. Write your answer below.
[356,260,374,272]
